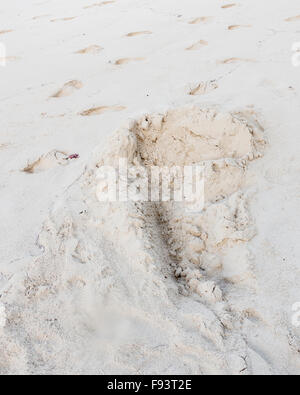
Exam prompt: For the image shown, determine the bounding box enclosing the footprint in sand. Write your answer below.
[75,45,103,54]
[186,40,208,51]
[23,151,75,174]
[285,15,300,22]
[51,80,83,98]
[125,31,152,37]
[189,17,213,24]
[0,30,13,35]
[228,25,252,30]
[221,4,236,9]
[220,57,255,64]
[80,105,126,117]
[189,80,218,96]
[114,57,145,65]
[84,1,115,9]
[51,17,77,23]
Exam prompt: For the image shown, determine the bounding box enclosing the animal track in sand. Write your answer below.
[285,15,300,22]
[84,1,115,9]
[221,3,236,9]
[80,105,126,116]
[228,25,252,30]
[51,80,83,98]
[75,45,103,54]
[0,30,13,35]
[125,31,152,37]
[186,40,208,51]
[189,81,218,96]
[23,151,71,174]
[114,57,145,65]
[189,17,213,24]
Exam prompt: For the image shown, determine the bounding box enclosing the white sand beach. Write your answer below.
[0,0,300,375]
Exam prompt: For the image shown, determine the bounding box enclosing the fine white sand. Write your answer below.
[1,0,300,375]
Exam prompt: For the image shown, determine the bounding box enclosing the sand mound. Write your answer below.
[96,108,265,302]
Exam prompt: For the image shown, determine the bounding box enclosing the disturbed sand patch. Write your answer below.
[1,108,272,375]
[96,108,265,299]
